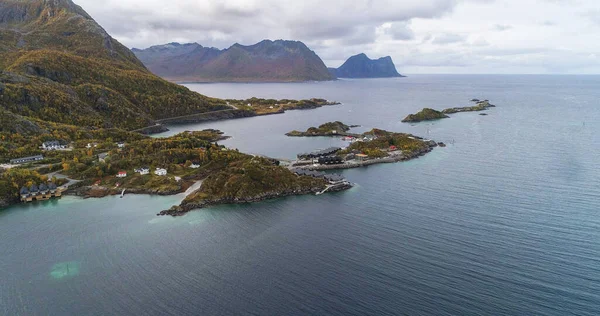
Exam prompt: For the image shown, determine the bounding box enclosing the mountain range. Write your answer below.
[0,0,226,131]
[132,41,335,83]
[330,53,403,78]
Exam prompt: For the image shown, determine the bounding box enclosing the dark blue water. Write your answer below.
[2,76,600,315]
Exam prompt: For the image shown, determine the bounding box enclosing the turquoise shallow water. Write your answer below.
[1,75,600,315]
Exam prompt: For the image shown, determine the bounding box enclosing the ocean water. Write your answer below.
[2,75,600,315]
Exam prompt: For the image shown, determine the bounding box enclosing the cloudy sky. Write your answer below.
[77,0,600,74]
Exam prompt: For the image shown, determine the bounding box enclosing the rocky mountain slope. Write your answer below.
[133,40,335,82]
[0,0,226,131]
[330,53,403,78]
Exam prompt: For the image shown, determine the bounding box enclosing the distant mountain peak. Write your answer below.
[332,53,403,78]
[133,39,335,82]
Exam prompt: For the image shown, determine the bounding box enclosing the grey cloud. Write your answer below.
[77,0,460,49]
[432,33,466,45]
[386,22,415,40]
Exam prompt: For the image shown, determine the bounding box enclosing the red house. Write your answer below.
[389,145,398,151]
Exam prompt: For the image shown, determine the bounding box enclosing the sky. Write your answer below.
[76,0,600,74]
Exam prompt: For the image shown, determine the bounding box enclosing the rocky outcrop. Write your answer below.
[402,108,449,123]
[442,100,495,114]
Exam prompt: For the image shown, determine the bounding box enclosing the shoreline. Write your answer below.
[137,101,342,135]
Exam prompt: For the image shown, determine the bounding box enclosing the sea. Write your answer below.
[1,75,600,315]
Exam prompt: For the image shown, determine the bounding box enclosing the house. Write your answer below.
[20,187,30,199]
[29,184,39,196]
[154,168,167,176]
[117,142,126,148]
[38,184,49,194]
[10,155,44,165]
[190,162,201,169]
[48,182,57,193]
[98,153,109,162]
[86,143,98,149]
[135,167,150,175]
[117,171,127,178]
[389,145,398,151]
[42,140,66,151]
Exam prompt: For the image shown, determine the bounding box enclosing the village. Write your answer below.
[290,131,443,172]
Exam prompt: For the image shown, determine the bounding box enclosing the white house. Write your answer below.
[190,162,201,169]
[117,171,127,178]
[42,140,66,151]
[135,167,150,175]
[117,142,126,148]
[86,143,98,149]
[155,168,167,176]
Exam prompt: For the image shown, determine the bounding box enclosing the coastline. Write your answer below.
[158,181,353,217]
[137,101,342,135]
[294,144,436,171]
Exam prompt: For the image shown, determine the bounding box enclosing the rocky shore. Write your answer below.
[442,100,495,114]
[403,99,496,123]
[158,182,352,216]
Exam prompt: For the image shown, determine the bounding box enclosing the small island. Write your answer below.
[442,100,495,114]
[291,128,442,172]
[402,99,496,123]
[286,121,360,137]
[402,108,449,123]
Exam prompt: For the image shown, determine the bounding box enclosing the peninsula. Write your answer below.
[402,100,496,123]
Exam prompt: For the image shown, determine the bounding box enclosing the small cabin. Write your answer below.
[190,162,201,169]
[117,171,127,178]
[155,168,167,176]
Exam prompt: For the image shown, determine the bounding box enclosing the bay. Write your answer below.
[2,75,600,315]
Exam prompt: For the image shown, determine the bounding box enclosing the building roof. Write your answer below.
[43,140,62,146]
[48,183,57,190]
[98,153,109,159]
[20,187,29,194]
[298,147,342,158]
[39,184,48,191]
[11,155,44,162]
[118,171,127,174]
[29,184,39,192]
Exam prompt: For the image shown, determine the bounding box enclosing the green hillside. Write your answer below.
[0,0,227,130]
